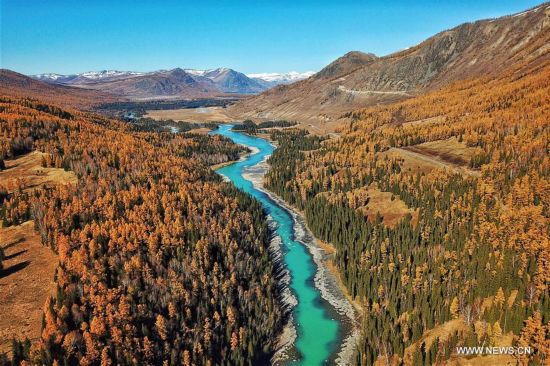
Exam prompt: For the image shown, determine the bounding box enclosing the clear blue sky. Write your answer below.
[1,0,544,75]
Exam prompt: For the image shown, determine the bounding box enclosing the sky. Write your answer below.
[0,0,544,75]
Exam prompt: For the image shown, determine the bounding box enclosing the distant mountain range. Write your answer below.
[230,3,550,126]
[0,69,120,109]
[31,68,314,99]
[247,71,316,88]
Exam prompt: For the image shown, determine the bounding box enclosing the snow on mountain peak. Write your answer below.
[79,70,144,79]
[247,71,315,83]
[183,69,207,76]
[31,68,316,93]
[34,73,65,81]
[184,68,230,76]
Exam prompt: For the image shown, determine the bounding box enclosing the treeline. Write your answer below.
[231,120,258,134]
[96,98,238,118]
[257,120,297,129]
[232,120,297,134]
[0,97,283,365]
[139,131,248,166]
[265,61,550,365]
[128,117,218,134]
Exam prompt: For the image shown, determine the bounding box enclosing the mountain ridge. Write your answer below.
[31,67,315,98]
[229,2,550,129]
[0,69,122,109]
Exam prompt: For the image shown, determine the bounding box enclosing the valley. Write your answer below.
[0,98,283,365]
[260,51,549,365]
[145,106,234,123]
[212,125,360,365]
[1,1,549,365]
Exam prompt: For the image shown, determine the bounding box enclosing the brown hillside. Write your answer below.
[0,221,58,355]
[230,3,550,129]
[0,69,120,109]
[0,152,77,355]
[0,96,283,364]
[264,55,550,365]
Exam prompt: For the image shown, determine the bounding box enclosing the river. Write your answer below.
[212,125,355,365]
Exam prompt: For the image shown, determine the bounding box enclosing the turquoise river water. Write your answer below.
[212,125,340,365]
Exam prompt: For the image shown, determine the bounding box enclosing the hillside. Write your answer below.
[3,2,550,364]
[0,97,283,364]
[0,70,120,109]
[0,150,77,354]
[230,3,550,129]
[263,48,550,365]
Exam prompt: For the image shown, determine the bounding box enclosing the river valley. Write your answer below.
[212,125,358,365]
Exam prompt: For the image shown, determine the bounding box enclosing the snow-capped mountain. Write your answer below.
[184,69,315,88]
[33,70,145,84]
[247,71,315,83]
[33,73,66,81]
[202,68,265,93]
[33,70,147,87]
[30,68,316,98]
[183,69,209,77]
[78,70,145,79]
[33,73,82,84]
[182,68,265,93]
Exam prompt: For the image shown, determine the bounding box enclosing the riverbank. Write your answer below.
[241,154,360,365]
[212,125,360,365]
[209,147,258,170]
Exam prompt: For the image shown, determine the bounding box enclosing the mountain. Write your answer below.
[67,68,222,99]
[186,69,314,90]
[33,69,223,99]
[32,68,221,99]
[32,73,70,82]
[0,69,120,108]
[31,67,315,99]
[264,46,550,366]
[201,68,265,93]
[229,3,550,128]
[247,71,315,88]
[33,70,145,84]
[314,51,377,79]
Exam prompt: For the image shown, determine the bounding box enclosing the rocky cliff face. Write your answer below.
[229,3,550,128]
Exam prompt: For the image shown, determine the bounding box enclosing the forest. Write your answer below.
[265,61,550,365]
[96,98,238,118]
[124,117,219,134]
[0,97,283,365]
[231,120,297,134]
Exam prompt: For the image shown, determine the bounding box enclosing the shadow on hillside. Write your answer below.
[0,261,30,278]
[1,237,25,251]
[5,250,27,260]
